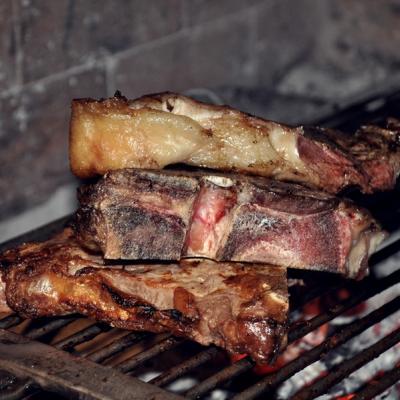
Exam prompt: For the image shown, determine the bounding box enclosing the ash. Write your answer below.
[277,251,400,400]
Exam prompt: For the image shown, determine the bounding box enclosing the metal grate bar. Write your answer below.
[231,295,400,400]
[0,315,22,330]
[87,332,147,363]
[150,347,220,387]
[315,87,400,130]
[290,238,400,312]
[289,279,346,312]
[370,238,400,266]
[0,329,183,400]
[117,336,182,373]
[352,365,400,400]
[54,323,110,351]
[185,358,254,398]
[3,325,136,400]
[290,327,400,400]
[25,316,77,341]
[0,216,71,253]
[185,270,400,399]
[288,268,400,342]
[0,370,33,400]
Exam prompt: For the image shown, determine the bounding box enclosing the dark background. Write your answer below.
[1,0,400,240]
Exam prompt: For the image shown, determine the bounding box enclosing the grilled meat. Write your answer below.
[70,92,400,193]
[0,277,7,314]
[0,229,288,363]
[75,169,386,279]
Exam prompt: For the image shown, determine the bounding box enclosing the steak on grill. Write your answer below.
[74,168,385,278]
[0,229,288,364]
[70,92,400,193]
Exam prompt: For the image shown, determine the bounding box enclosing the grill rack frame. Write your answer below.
[1,89,400,400]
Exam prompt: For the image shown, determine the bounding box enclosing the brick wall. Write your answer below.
[1,0,400,228]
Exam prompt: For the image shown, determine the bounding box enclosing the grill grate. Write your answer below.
[352,365,400,400]
[291,327,400,400]
[1,89,400,399]
[233,295,400,400]
[0,254,399,399]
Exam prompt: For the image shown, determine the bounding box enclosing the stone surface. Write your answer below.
[1,0,400,228]
[277,0,400,100]
[0,0,17,91]
[0,66,106,220]
[215,87,333,125]
[182,0,262,26]
[113,13,255,98]
[19,0,183,83]
[255,0,318,87]
[0,183,77,242]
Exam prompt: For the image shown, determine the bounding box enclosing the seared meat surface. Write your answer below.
[0,229,288,363]
[75,169,385,278]
[70,92,400,193]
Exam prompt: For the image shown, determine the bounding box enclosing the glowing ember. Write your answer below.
[225,254,400,400]
[276,253,400,399]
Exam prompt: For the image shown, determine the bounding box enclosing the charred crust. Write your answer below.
[104,284,156,314]
[204,128,213,137]
[74,267,97,277]
[135,305,156,318]
[110,206,185,235]
[85,167,357,204]
[166,99,174,112]
[389,141,399,152]
[301,125,347,153]
[105,205,187,259]
[0,258,12,272]
[166,308,184,321]
[110,171,199,200]
[113,90,125,99]
[162,309,196,325]
[73,205,104,252]
[23,265,36,276]
[269,322,288,363]
[8,296,41,319]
